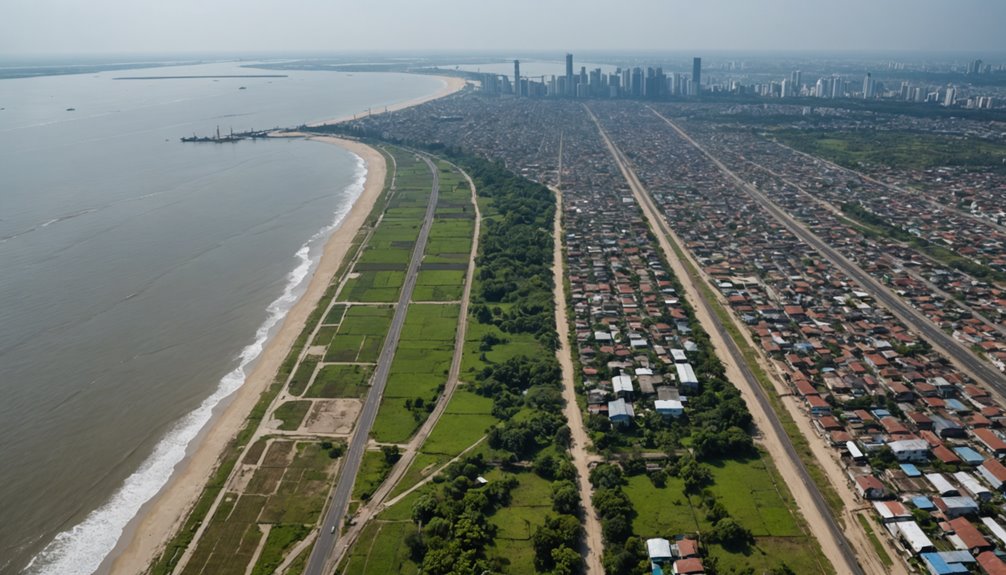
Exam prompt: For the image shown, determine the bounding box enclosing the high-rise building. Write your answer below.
[862,73,874,99]
[791,70,802,92]
[513,60,521,97]
[565,53,574,97]
[691,57,702,96]
[944,85,957,107]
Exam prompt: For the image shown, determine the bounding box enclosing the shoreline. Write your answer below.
[306,75,467,127]
[100,74,464,575]
[104,137,386,575]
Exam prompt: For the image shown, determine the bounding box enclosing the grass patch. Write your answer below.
[250,524,310,575]
[273,400,312,431]
[305,364,373,398]
[857,513,894,568]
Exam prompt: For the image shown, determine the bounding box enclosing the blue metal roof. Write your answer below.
[921,552,973,574]
[900,463,922,477]
[945,398,969,412]
[953,446,985,464]
[871,408,892,419]
[912,496,935,510]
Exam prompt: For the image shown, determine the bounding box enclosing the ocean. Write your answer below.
[0,60,445,574]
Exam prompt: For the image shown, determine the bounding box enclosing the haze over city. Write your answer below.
[3,0,1006,56]
[5,2,1006,575]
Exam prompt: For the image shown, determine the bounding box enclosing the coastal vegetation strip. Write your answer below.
[146,143,412,575]
[336,152,589,575]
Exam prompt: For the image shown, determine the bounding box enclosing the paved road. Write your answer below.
[323,158,482,569]
[586,105,866,575]
[649,108,1006,396]
[305,154,440,575]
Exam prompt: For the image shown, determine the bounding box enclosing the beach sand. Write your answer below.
[103,73,465,575]
[102,137,385,575]
[308,75,467,127]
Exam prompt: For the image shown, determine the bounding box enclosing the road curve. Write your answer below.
[586,104,865,575]
[305,153,440,575]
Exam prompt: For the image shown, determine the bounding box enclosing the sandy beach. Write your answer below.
[102,137,384,575]
[308,75,467,127]
[101,73,464,575]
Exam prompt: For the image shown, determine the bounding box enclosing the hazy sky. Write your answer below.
[3,0,1005,57]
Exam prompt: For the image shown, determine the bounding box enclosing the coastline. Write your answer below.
[306,75,467,127]
[104,138,386,575]
[99,74,465,575]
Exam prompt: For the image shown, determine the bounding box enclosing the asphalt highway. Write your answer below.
[304,154,439,575]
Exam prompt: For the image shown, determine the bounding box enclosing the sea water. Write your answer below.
[0,60,444,574]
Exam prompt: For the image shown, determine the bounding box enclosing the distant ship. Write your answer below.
[66,107,76,111]
[180,126,241,143]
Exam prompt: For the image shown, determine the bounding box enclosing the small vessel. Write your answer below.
[66,107,76,111]
[239,86,246,90]
[180,126,242,143]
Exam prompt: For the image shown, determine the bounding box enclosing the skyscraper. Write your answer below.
[691,57,702,97]
[514,59,521,97]
[565,53,574,97]
[862,73,874,99]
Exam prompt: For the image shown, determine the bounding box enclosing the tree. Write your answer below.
[382,444,401,466]
[551,480,580,515]
[550,545,583,575]
[708,517,753,549]
[589,463,625,489]
[532,515,582,570]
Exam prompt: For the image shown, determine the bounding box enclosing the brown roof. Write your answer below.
[948,517,991,551]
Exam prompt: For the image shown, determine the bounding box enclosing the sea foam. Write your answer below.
[24,154,367,575]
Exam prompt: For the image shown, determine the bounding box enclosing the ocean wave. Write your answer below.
[24,152,367,575]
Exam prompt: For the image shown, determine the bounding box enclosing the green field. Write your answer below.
[180,441,336,575]
[625,454,823,574]
[273,400,312,431]
[323,305,394,363]
[371,304,460,443]
[486,471,553,574]
[776,129,1006,171]
[304,364,373,398]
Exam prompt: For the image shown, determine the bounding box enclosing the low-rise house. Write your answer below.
[892,521,935,554]
[978,459,1006,492]
[973,428,1006,456]
[646,538,673,565]
[953,471,993,502]
[655,399,685,418]
[873,500,912,524]
[889,438,930,462]
[926,473,959,497]
[934,496,979,518]
[947,517,993,554]
[977,551,1006,575]
[609,398,634,427]
[854,475,889,500]
[920,551,975,575]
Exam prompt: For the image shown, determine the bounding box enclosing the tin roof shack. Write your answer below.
[609,398,635,427]
[925,473,960,497]
[854,475,890,500]
[952,471,993,503]
[890,438,931,463]
[978,459,1006,492]
[934,496,979,519]
[946,517,993,554]
[891,521,936,555]
[646,538,673,565]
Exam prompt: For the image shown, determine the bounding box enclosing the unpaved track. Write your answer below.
[585,104,867,575]
[552,186,605,574]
